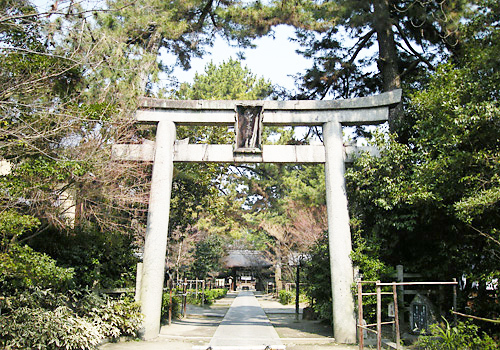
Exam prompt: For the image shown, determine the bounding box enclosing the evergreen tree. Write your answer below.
[345,0,500,324]
[222,0,470,134]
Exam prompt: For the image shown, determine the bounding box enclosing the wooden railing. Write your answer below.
[356,280,458,350]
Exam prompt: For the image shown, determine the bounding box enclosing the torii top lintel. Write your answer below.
[136,90,401,126]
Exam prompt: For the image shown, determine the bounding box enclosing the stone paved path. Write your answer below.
[100,291,359,350]
[196,291,284,350]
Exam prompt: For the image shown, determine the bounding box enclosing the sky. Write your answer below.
[162,25,311,92]
[33,0,312,92]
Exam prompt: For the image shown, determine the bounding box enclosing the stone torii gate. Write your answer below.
[112,90,401,344]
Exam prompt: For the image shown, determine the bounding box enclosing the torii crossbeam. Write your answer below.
[112,90,401,343]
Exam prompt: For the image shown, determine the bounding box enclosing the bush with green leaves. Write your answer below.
[414,319,497,350]
[0,210,40,249]
[204,288,228,305]
[75,292,142,339]
[0,305,101,350]
[162,291,182,322]
[0,289,142,350]
[184,288,228,306]
[302,233,332,320]
[0,244,75,293]
[28,225,138,289]
[279,290,293,305]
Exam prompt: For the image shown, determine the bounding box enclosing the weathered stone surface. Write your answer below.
[140,121,175,340]
[140,90,401,111]
[136,105,389,126]
[116,91,402,344]
[112,143,155,162]
[112,142,378,164]
[324,121,357,344]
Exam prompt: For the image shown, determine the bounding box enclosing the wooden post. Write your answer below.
[168,280,173,326]
[392,284,400,350]
[202,280,205,306]
[376,281,382,350]
[357,280,364,350]
[453,278,458,325]
[295,263,300,320]
[196,279,199,300]
[396,264,405,329]
[183,277,188,318]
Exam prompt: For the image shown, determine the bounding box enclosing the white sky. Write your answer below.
[162,25,311,92]
[33,0,312,91]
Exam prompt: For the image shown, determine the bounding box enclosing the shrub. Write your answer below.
[76,293,142,338]
[185,288,228,306]
[0,306,102,350]
[204,288,227,304]
[279,290,293,305]
[28,225,138,289]
[0,244,74,293]
[414,319,497,350]
[161,291,182,322]
[0,289,142,350]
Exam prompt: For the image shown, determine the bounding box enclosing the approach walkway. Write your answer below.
[99,290,357,350]
[194,291,285,350]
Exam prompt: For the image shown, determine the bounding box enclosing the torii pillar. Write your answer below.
[112,90,401,343]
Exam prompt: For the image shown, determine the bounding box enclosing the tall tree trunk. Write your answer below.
[372,0,403,133]
[136,30,163,94]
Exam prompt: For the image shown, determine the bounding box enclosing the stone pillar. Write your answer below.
[323,120,356,344]
[140,121,176,340]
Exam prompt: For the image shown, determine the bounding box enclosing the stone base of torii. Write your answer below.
[112,90,401,344]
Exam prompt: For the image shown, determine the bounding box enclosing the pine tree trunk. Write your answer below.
[372,0,403,133]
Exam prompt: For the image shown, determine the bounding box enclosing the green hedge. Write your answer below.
[415,320,497,350]
[0,289,142,350]
[278,290,293,305]
[161,292,182,322]
[160,288,227,322]
[186,288,228,306]
[0,245,74,292]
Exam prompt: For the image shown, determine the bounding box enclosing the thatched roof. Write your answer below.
[223,250,272,268]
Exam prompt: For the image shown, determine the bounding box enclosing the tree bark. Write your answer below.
[372,0,403,133]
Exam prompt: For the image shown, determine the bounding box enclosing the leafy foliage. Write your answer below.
[0,210,40,249]
[162,292,182,322]
[0,289,142,350]
[28,225,138,289]
[278,289,293,305]
[0,244,74,293]
[302,232,332,321]
[190,234,226,279]
[344,1,500,329]
[186,288,228,305]
[175,58,273,100]
[203,288,228,304]
[0,306,102,350]
[415,319,497,350]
